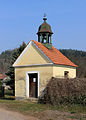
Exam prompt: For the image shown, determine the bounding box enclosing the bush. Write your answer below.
[39,78,86,105]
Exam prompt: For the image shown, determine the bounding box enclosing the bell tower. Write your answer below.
[37,14,53,49]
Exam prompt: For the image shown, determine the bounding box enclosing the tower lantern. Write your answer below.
[37,14,53,49]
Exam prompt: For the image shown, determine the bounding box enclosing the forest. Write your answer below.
[0,48,86,78]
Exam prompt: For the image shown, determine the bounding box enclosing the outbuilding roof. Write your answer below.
[0,74,6,80]
[32,40,77,67]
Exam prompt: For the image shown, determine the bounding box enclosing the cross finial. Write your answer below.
[43,13,47,22]
[44,13,46,18]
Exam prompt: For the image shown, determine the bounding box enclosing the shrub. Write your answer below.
[39,78,86,105]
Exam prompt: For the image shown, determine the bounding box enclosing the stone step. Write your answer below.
[28,97,38,102]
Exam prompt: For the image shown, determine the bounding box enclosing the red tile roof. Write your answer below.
[32,40,77,67]
[0,74,6,80]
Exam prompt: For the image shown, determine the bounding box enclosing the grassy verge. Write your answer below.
[0,95,86,120]
[0,97,86,114]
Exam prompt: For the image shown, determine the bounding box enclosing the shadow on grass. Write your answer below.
[3,97,15,100]
[0,95,15,100]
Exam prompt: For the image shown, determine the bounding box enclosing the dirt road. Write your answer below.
[0,108,38,120]
[0,107,86,120]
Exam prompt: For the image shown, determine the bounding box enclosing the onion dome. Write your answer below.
[37,15,53,34]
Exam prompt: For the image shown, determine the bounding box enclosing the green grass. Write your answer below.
[0,93,86,120]
[0,89,86,119]
[69,115,79,119]
[68,115,86,120]
[0,99,49,113]
[0,96,86,120]
[0,98,86,115]
[50,104,86,114]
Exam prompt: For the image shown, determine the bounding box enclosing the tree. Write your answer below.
[0,80,4,97]
[6,42,26,95]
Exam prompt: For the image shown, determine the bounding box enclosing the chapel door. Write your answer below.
[29,73,38,98]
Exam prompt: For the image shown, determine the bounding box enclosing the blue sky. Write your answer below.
[0,0,86,53]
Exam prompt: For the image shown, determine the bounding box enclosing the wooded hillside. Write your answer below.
[60,49,86,77]
[0,48,86,77]
[0,50,13,73]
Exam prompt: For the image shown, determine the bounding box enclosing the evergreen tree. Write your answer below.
[6,42,26,95]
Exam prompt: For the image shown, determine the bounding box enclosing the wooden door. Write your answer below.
[29,73,38,98]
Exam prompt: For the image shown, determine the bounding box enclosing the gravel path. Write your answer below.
[0,108,38,120]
